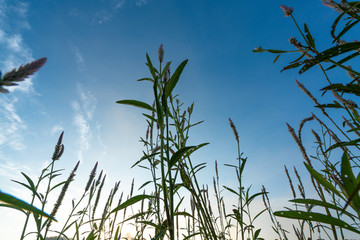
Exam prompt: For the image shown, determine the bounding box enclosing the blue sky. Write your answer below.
[0,0,354,239]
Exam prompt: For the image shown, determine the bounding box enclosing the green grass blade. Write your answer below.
[164,59,188,98]
[325,138,360,152]
[0,190,56,221]
[146,53,158,80]
[110,194,155,213]
[168,146,196,169]
[341,152,360,214]
[274,210,360,234]
[304,162,344,200]
[116,99,155,111]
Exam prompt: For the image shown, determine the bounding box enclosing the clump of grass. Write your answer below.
[255,0,360,238]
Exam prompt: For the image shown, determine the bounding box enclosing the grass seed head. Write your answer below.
[280,5,294,17]
[2,57,47,82]
[158,44,164,63]
[48,160,80,229]
[85,162,98,192]
[228,118,239,143]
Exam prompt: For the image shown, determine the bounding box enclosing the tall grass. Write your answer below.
[0,49,267,240]
[2,1,360,239]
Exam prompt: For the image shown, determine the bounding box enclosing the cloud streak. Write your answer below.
[70,43,86,72]
[0,1,37,154]
[0,98,27,150]
[69,0,147,25]
[0,1,34,93]
[72,84,97,161]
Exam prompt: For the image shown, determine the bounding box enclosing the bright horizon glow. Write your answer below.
[0,0,358,239]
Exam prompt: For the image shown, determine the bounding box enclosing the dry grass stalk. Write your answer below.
[295,80,329,117]
[294,167,305,199]
[298,115,314,143]
[286,122,312,167]
[284,165,296,199]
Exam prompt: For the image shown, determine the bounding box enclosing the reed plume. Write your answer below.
[0,57,47,93]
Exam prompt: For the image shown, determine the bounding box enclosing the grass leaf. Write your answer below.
[304,162,344,200]
[164,59,188,98]
[274,210,360,234]
[116,99,155,111]
[0,190,56,221]
[110,194,155,214]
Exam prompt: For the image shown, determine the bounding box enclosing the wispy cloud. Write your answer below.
[0,97,27,150]
[72,84,97,160]
[69,0,146,25]
[0,159,32,181]
[51,125,64,136]
[135,0,147,7]
[0,1,34,93]
[0,1,36,154]
[70,43,86,71]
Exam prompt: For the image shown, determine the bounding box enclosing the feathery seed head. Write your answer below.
[47,160,79,230]
[96,170,103,186]
[52,131,65,161]
[158,44,164,63]
[280,5,294,17]
[311,129,322,144]
[295,80,319,105]
[0,57,47,93]
[332,90,358,109]
[229,118,239,143]
[85,162,98,192]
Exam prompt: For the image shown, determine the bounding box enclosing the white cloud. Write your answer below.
[70,43,86,71]
[72,84,97,161]
[114,0,126,9]
[6,34,22,52]
[135,0,147,7]
[0,160,32,180]
[0,1,34,94]
[92,9,114,25]
[0,97,27,151]
[51,125,64,136]
[12,1,29,19]
[83,0,147,25]
[74,113,90,158]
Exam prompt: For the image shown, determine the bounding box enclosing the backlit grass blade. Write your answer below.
[325,138,360,152]
[116,99,155,111]
[0,190,56,221]
[321,83,360,97]
[274,210,360,234]
[164,59,188,98]
[168,146,196,169]
[304,162,344,200]
[110,194,155,213]
[146,53,158,80]
[341,152,360,214]
[290,198,356,219]
[299,42,360,74]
